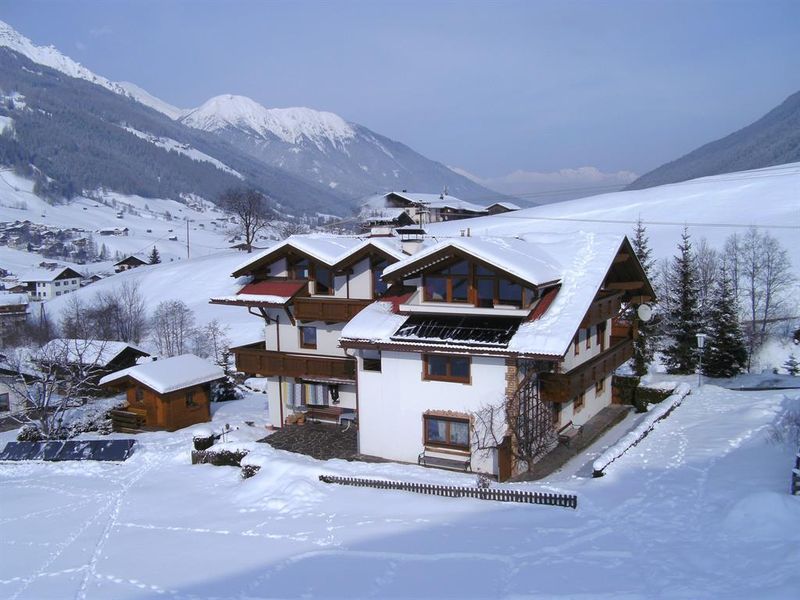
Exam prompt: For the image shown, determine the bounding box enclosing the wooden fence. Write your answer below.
[318,475,577,509]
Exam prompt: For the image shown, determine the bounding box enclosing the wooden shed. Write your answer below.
[100,354,224,432]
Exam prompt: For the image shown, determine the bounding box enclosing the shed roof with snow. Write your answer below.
[99,354,224,395]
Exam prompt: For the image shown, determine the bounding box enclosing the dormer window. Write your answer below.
[423,260,469,303]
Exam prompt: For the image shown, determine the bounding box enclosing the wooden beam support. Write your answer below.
[607,281,645,290]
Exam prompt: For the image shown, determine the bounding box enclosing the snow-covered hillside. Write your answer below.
[0,381,797,598]
[44,251,263,349]
[0,169,235,271]
[429,162,800,272]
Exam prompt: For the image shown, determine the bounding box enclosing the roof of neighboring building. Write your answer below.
[114,255,148,266]
[0,293,28,307]
[18,267,84,283]
[486,201,522,211]
[99,354,224,395]
[41,339,149,367]
[387,192,487,213]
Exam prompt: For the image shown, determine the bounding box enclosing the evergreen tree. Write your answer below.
[662,228,702,374]
[631,217,657,376]
[148,246,161,265]
[702,267,747,377]
[784,354,800,376]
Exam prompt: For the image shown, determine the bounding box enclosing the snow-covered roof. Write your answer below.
[18,267,83,283]
[232,233,408,276]
[487,201,521,211]
[388,192,487,213]
[382,236,563,287]
[99,354,224,394]
[114,254,147,266]
[343,232,630,358]
[0,293,28,307]
[41,339,148,367]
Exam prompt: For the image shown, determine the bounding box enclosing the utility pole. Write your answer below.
[186,218,190,259]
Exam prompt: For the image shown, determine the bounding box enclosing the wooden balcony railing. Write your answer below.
[539,337,634,403]
[233,346,356,381]
[293,297,373,323]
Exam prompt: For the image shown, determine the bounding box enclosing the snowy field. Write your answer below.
[1,384,798,599]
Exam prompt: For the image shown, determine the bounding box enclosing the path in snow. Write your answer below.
[0,388,798,599]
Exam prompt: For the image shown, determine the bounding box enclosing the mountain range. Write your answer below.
[628,89,800,189]
[0,20,497,215]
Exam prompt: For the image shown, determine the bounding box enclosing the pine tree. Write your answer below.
[702,267,747,377]
[631,217,657,376]
[662,228,702,374]
[784,354,800,376]
[148,246,161,265]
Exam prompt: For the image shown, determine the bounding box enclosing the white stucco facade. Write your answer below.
[356,350,508,475]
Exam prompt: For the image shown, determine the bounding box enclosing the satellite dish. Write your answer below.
[637,304,653,322]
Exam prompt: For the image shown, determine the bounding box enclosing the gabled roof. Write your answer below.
[343,232,644,359]
[0,293,28,307]
[41,339,149,367]
[99,354,224,395]
[486,201,521,211]
[387,192,487,213]
[114,255,147,266]
[382,237,563,287]
[231,234,409,278]
[19,267,83,283]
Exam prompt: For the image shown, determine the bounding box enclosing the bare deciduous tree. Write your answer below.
[219,188,271,252]
[696,238,719,317]
[3,339,108,438]
[60,281,147,344]
[151,300,195,357]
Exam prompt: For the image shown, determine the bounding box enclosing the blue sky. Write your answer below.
[2,0,799,190]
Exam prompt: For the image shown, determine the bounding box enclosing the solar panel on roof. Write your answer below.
[391,315,522,347]
[0,439,137,462]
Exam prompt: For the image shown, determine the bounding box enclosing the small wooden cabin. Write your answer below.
[100,354,224,432]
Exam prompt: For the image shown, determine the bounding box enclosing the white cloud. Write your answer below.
[449,165,638,203]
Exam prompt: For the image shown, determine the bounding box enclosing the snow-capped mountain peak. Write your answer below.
[180,94,356,148]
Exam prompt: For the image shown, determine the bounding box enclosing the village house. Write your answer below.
[0,293,29,346]
[18,267,83,300]
[99,354,224,432]
[39,338,150,392]
[339,232,653,480]
[113,254,148,273]
[211,234,408,428]
[358,191,519,231]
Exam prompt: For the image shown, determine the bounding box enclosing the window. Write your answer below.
[186,390,197,407]
[287,256,309,280]
[299,326,317,349]
[574,392,585,412]
[362,350,381,372]
[423,354,471,383]
[424,415,470,450]
[597,321,607,351]
[371,258,389,298]
[595,377,605,394]
[573,332,580,356]
[55,281,60,287]
[56,292,61,296]
[135,388,144,404]
[314,265,334,295]
[586,326,592,349]
[423,260,469,303]
[0,392,9,411]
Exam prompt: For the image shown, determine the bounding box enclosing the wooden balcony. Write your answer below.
[293,297,373,323]
[539,337,634,403]
[233,346,356,381]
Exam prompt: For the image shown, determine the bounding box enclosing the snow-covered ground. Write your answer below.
[1,384,798,599]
